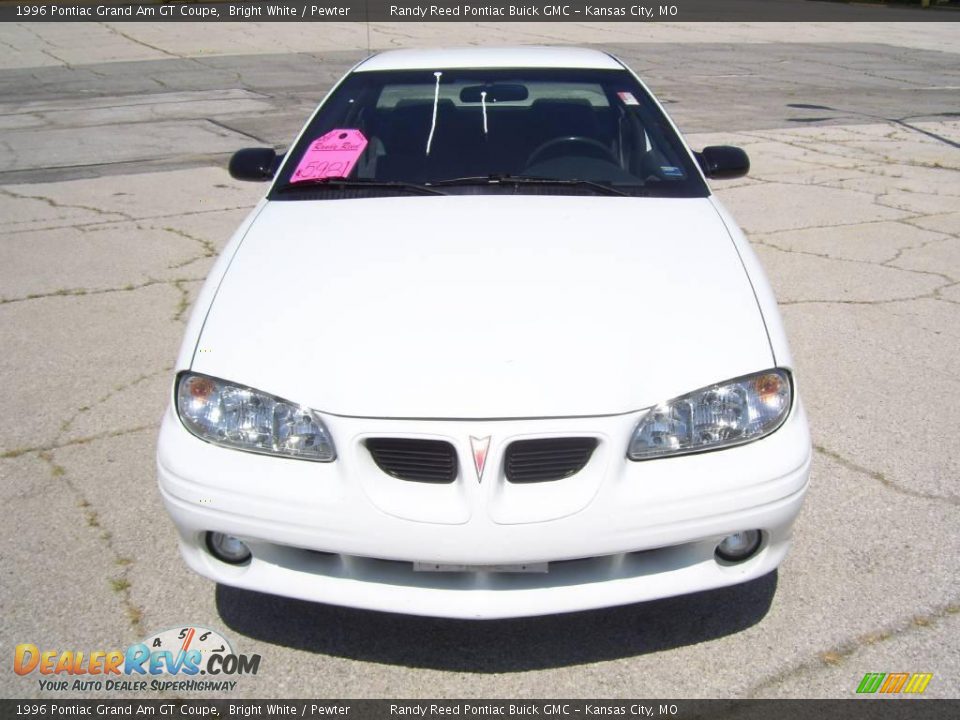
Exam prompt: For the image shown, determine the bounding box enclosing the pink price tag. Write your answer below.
[290,129,369,182]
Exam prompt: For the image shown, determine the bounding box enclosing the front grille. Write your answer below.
[365,438,458,483]
[505,437,599,483]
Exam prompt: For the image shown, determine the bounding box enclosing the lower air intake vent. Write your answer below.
[505,437,599,483]
[366,438,458,483]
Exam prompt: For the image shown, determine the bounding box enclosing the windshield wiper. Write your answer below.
[429,174,631,197]
[277,177,445,196]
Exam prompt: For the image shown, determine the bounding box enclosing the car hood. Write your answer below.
[193,195,773,418]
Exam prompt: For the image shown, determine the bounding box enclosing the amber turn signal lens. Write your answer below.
[188,376,216,400]
[755,372,786,406]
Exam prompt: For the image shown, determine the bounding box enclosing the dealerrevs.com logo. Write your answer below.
[856,672,933,695]
[14,626,261,693]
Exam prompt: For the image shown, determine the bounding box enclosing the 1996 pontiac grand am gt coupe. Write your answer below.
[157,47,811,619]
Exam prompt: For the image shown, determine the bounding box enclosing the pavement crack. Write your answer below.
[206,118,271,146]
[892,118,960,150]
[780,279,960,308]
[187,55,247,87]
[740,131,886,170]
[747,216,917,237]
[38,449,146,634]
[901,215,960,241]
[97,22,181,59]
[163,226,217,269]
[0,276,204,306]
[0,204,255,237]
[744,600,959,697]
[57,367,171,440]
[741,127,960,173]
[172,278,195,322]
[814,444,958,506]
[29,416,157,634]
[13,23,73,68]
[780,298,902,307]
[0,186,136,222]
[2,424,155,460]
[934,281,960,305]
[5,355,176,635]
[883,233,958,275]
[751,236,955,285]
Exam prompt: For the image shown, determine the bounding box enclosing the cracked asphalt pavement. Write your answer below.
[0,21,958,700]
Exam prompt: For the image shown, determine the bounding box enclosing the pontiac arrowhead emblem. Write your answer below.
[470,436,491,483]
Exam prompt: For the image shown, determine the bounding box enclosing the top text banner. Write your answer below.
[2,0,958,22]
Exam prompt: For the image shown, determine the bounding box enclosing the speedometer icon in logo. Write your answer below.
[144,626,232,672]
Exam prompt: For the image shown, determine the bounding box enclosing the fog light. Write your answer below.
[716,530,761,562]
[206,532,251,565]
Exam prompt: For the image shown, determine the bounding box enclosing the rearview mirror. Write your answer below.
[460,84,529,103]
[228,147,283,181]
[695,146,750,180]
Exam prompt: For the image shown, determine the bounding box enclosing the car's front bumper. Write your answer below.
[157,401,811,619]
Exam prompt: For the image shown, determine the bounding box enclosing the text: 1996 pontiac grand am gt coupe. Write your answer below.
[157,46,811,619]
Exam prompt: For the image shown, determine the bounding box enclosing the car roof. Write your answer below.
[354,46,625,72]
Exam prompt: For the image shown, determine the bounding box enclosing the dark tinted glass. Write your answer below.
[271,68,708,198]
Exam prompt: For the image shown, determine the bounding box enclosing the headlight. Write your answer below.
[176,373,336,461]
[628,369,791,460]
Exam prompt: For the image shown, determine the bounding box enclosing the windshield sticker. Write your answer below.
[660,166,684,177]
[290,129,369,182]
[617,92,639,106]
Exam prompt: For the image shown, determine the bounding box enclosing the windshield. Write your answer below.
[270,68,708,199]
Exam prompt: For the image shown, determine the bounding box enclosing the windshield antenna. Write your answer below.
[426,71,443,156]
[364,0,370,55]
[480,90,488,136]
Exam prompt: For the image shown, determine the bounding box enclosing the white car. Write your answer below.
[157,47,811,619]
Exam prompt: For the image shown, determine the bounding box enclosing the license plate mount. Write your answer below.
[413,562,549,573]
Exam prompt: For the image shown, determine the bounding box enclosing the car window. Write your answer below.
[270,68,708,199]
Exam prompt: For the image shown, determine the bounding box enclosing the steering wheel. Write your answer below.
[525,136,618,168]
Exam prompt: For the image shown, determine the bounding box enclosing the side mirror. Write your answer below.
[695,146,750,180]
[228,147,283,181]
